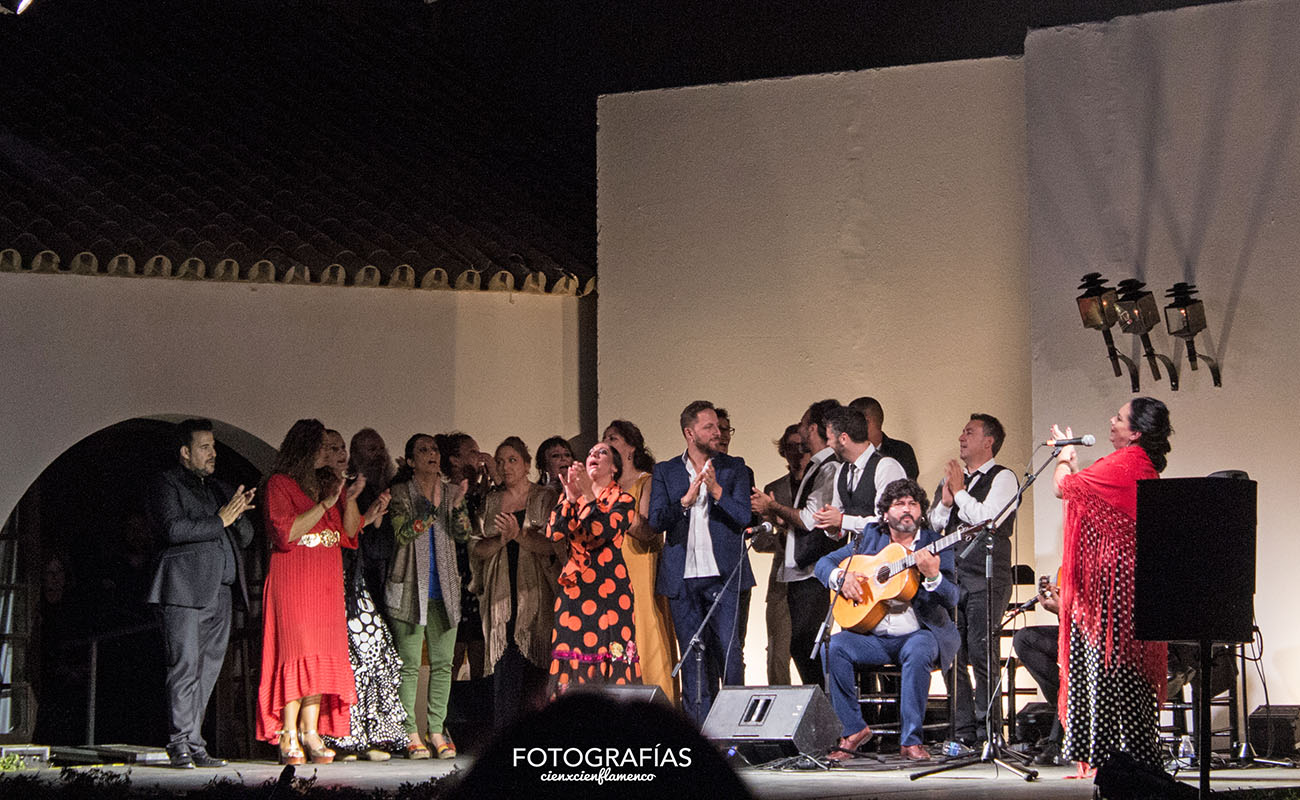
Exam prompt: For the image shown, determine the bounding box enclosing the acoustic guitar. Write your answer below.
[830,521,985,634]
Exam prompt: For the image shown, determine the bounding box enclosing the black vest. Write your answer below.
[791,454,841,569]
[943,463,1016,589]
[836,451,882,518]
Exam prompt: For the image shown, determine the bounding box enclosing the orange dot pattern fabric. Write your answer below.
[546,481,641,694]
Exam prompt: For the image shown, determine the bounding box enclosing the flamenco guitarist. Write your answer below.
[814,478,960,762]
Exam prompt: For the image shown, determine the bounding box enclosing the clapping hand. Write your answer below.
[680,467,704,507]
[1051,424,1078,470]
[219,485,256,527]
[942,459,964,505]
[345,473,368,503]
[495,511,521,541]
[750,487,774,514]
[700,460,721,499]
[557,462,583,504]
[567,461,596,502]
[363,488,390,527]
[811,503,842,531]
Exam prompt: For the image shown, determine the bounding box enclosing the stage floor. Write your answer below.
[12,757,1300,799]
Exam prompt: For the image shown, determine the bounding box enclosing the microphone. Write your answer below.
[744,521,776,537]
[1044,434,1096,447]
[1015,595,1040,612]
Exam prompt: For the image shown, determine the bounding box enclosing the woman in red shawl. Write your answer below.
[1051,397,1172,775]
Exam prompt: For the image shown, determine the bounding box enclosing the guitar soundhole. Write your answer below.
[875,566,891,583]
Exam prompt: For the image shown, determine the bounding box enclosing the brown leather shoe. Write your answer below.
[827,725,874,762]
[899,744,931,761]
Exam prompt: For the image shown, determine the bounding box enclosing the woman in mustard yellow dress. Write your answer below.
[602,420,678,702]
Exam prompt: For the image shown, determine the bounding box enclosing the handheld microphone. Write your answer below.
[1015,595,1040,612]
[743,521,776,537]
[1044,434,1096,447]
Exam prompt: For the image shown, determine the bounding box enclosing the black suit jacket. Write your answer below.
[879,434,920,481]
[147,465,253,609]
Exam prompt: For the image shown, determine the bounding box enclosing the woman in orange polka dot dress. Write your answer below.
[546,442,641,694]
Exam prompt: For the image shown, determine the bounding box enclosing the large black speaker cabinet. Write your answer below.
[701,685,839,763]
[1249,705,1300,757]
[1135,476,1256,643]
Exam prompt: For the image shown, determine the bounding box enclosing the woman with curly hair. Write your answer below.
[546,442,641,694]
[258,419,368,765]
[385,434,470,760]
[1051,397,1173,775]
[602,420,677,702]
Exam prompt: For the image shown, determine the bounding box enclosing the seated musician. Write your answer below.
[813,478,960,762]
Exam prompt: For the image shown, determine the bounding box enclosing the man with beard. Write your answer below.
[749,399,841,687]
[148,418,255,768]
[814,479,959,762]
[649,400,755,725]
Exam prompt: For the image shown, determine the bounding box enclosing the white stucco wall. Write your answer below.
[597,58,1035,683]
[0,273,581,518]
[1026,0,1300,702]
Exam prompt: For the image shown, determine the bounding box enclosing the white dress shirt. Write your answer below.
[926,457,1018,533]
[831,444,906,535]
[682,453,720,579]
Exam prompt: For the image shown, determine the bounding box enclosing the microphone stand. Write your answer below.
[910,446,1061,782]
[672,528,756,726]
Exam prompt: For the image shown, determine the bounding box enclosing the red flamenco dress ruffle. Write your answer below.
[257,474,359,743]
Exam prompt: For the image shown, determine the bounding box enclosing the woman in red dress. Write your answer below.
[546,442,641,694]
[1051,397,1172,775]
[258,419,366,764]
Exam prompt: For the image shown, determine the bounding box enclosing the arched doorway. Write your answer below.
[0,417,271,759]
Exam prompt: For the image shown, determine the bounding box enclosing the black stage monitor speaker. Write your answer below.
[1135,476,1255,643]
[571,684,672,708]
[701,685,839,763]
[1249,705,1300,758]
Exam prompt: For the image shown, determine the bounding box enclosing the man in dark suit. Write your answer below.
[648,400,755,725]
[147,419,255,768]
[849,396,920,480]
[814,478,959,762]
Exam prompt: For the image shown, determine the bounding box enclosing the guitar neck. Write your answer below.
[890,526,974,573]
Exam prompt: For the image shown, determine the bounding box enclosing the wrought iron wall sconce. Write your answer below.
[1164,282,1222,387]
[1075,273,1223,391]
[1115,278,1178,390]
[1076,272,1140,392]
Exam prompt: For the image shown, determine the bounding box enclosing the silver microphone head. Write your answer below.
[1081,434,1096,447]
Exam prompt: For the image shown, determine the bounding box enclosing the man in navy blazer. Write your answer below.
[649,400,755,724]
[814,478,959,761]
[147,419,255,768]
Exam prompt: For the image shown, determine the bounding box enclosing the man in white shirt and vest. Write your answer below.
[927,413,1019,745]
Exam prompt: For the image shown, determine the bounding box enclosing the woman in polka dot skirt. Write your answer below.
[1051,397,1173,777]
[546,442,642,693]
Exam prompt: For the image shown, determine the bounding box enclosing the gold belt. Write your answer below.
[299,529,341,548]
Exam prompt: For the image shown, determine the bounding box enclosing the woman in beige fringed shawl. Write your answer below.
[469,437,564,728]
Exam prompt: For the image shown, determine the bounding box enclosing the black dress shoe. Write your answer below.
[191,749,228,768]
[166,746,195,769]
[1032,740,1064,766]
